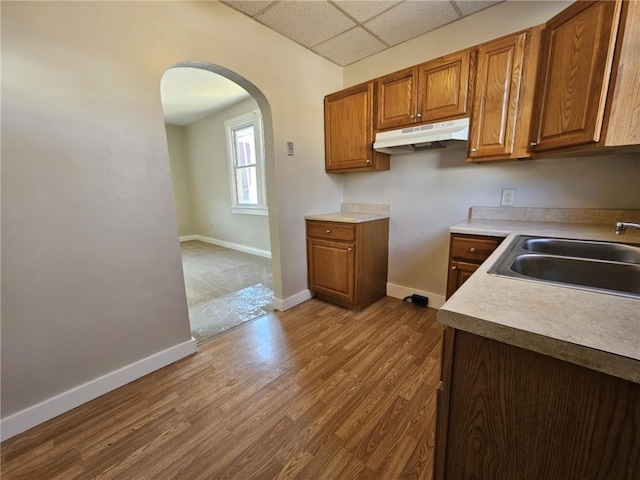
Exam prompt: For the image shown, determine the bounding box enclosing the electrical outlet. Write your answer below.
[286,142,294,156]
[501,189,516,206]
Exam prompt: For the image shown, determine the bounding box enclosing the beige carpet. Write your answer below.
[180,240,274,344]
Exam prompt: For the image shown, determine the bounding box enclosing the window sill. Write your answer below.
[231,207,268,216]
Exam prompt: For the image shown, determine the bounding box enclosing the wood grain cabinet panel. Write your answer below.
[376,67,418,130]
[469,26,543,162]
[324,81,390,173]
[307,219,389,310]
[434,329,640,480]
[376,49,472,130]
[446,234,502,299]
[417,49,471,124]
[532,0,640,154]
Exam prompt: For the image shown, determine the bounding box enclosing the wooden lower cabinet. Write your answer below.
[446,234,503,299]
[434,328,640,480]
[306,218,389,310]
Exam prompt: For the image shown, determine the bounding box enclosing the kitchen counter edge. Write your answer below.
[439,219,640,384]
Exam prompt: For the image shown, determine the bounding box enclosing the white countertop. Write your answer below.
[304,211,389,223]
[305,202,390,223]
[439,217,640,383]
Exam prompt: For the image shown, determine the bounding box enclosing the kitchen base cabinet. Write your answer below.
[446,234,502,299]
[435,328,640,480]
[306,219,389,310]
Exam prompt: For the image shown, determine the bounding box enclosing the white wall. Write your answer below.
[343,151,640,298]
[1,0,343,437]
[342,0,640,302]
[185,98,271,252]
[166,124,195,237]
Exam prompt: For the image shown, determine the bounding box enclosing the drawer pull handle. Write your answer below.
[451,265,457,270]
[347,247,353,252]
[326,229,331,233]
[469,247,476,252]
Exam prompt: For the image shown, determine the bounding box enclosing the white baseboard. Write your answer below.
[272,289,313,311]
[0,338,197,442]
[386,283,446,309]
[272,285,444,312]
[182,235,271,259]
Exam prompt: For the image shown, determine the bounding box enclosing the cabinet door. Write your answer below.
[417,49,471,123]
[308,238,355,303]
[325,82,389,172]
[469,31,528,159]
[446,261,479,299]
[376,67,418,130]
[532,0,622,152]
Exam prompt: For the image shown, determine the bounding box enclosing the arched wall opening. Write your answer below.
[160,61,283,322]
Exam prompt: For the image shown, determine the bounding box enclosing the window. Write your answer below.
[225,110,267,215]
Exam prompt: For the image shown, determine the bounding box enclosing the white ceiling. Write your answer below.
[162,1,505,126]
[161,67,251,126]
[221,0,504,66]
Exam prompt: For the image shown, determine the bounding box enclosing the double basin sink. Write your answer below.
[488,236,640,298]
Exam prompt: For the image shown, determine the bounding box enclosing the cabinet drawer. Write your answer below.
[307,222,356,241]
[450,235,500,262]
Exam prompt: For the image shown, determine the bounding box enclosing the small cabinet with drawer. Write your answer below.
[446,234,503,299]
[306,218,389,310]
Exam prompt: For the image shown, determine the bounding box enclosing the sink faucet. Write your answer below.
[615,222,640,235]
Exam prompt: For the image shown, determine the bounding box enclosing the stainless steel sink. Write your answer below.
[521,237,640,264]
[510,254,640,296]
[488,235,640,298]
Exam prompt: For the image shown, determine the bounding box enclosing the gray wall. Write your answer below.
[166,124,195,237]
[184,98,271,253]
[343,151,640,298]
[1,0,343,425]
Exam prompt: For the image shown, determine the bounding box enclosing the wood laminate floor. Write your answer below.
[1,297,443,480]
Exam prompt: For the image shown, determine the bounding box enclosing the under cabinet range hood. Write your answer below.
[373,117,469,155]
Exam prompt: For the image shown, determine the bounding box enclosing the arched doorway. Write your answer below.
[160,62,279,344]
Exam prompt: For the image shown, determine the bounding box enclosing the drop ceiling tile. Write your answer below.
[220,0,275,17]
[255,1,356,48]
[452,0,503,16]
[365,0,460,46]
[314,27,387,66]
[332,0,400,23]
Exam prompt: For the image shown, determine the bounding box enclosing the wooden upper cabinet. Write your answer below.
[531,0,639,153]
[375,67,418,131]
[468,26,543,162]
[376,49,472,130]
[417,49,472,124]
[324,81,390,173]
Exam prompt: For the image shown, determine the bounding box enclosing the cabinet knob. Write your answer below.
[326,229,331,233]
[451,265,457,270]
[409,114,415,119]
[530,141,538,147]
[366,159,371,164]
[347,247,353,252]
[469,247,476,253]
[470,148,477,152]
[416,113,422,118]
